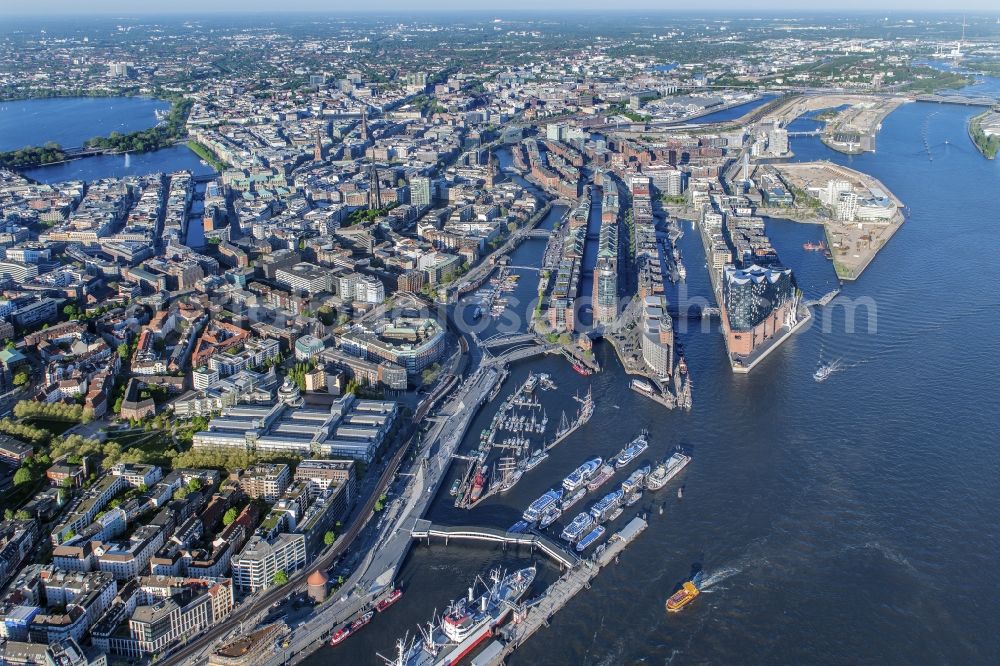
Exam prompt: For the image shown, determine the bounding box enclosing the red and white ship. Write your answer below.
[382,567,536,666]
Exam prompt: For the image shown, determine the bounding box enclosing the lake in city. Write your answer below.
[0,96,214,183]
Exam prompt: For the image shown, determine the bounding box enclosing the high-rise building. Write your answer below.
[409,176,433,208]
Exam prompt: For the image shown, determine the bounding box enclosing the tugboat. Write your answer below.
[665,572,704,613]
[571,362,592,376]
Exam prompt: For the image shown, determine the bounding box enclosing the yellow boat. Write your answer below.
[665,580,700,613]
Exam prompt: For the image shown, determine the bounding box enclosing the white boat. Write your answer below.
[523,489,563,522]
[646,451,691,491]
[589,489,624,523]
[576,525,606,552]
[562,457,602,492]
[560,487,586,511]
[386,567,536,666]
[621,465,650,495]
[814,359,841,382]
[586,464,615,492]
[614,432,649,469]
[539,506,562,528]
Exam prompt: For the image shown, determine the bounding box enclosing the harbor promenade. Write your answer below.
[479,517,649,665]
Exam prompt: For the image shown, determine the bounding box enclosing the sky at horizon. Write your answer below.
[2,2,999,16]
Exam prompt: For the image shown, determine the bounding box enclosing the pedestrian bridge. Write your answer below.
[410,519,578,568]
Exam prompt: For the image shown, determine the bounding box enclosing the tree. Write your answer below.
[14,510,30,521]
[273,570,288,586]
[117,343,129,360]
[12,370,28,386]
[3,341,14,350]
[13,468,32,486]
[3,509,12,521]
[223,508,238,527]
[324,531,335,546]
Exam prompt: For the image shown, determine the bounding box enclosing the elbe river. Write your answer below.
[317,93,1000,663]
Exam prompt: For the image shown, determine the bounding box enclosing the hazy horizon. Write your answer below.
[2,2,999,17]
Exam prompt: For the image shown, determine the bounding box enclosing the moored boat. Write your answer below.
[560,487,586,511]
[523,489,563,522]
[586,464,615,492]
[647,451,690,490]
[576,525,606,552]
[615,432,649,469]
[539,505,562,528]
[560,511,594,542]
[589,489,624,523]
[387,567,536,666]
[376,589,403,612]
[562,457,602,492]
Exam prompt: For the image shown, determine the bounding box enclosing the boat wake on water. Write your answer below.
[697,566,742,591]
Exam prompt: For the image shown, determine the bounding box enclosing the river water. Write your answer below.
[317,96,1000,664]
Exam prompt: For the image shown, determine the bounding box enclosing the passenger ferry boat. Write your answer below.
[621,466,650,495]
[665,572,703,613]
[560,512,594,542]
[589,489,624,523]
[560,487,587,511]
[646,451,691,491]
[586,464,615,492]
[539,506,562,528]
[508,520,530,534]
[562,457,602,492]
[630,378,655,395]
[614,432,649,469]
[576,525,606,552]
[387,567,536,666]
[523,489,563,522]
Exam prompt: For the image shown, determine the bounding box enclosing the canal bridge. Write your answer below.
[481,332,539,349]
[410,519,578,569]
[523,229,552,239]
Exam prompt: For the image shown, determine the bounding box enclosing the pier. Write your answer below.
[409,519,577,569]
[804,288,841,308]
[478,517,649,665]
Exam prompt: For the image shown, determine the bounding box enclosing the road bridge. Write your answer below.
[914,94,998,107]
[481,332,539,349]
[495,344,556,363]
[410,519,577,569]
[524,229,552,239]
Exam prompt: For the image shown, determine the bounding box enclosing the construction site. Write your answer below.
[771,160,906,280]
